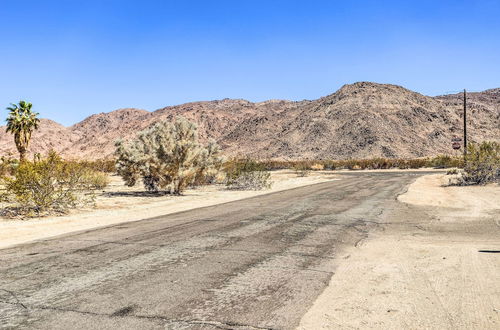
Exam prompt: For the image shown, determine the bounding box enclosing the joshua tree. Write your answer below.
[6,101,40,161]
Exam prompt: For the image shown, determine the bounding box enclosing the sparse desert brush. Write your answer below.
[293,163,310,177]
[115,117,223,194]
[405,158,429,169]
[222,155,462,174]
[1,151,108,216]
[458,141,500,185]
[224,158,271,190]
[429,155,462,168]
[259,160,291,171]
[83,170,110,190]
[78,159,116,173]
[310,163,324,171]
[223,158,266,177]
[322,160,337,170]
[0,156,18,176]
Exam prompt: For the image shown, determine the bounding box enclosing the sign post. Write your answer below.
[463,89,467,156]
[452,137,462,151]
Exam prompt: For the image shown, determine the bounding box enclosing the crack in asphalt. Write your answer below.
[0,288,27,309]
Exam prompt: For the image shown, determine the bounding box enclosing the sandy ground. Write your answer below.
[0,170,337,250]
[299,174,500,329]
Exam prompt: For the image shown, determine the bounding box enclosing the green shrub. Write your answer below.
[1,151,109,215]
[459,141,500,185]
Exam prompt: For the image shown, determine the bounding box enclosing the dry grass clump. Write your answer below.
[1,151,109,216]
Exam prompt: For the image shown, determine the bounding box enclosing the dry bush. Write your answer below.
[0,157,18,176]
[1,151,109,216]
[224,158,271,190]
[225,156,462,174]
[310,163,324,171]
[293,163,310,177]
[429,155,462,169]
[115,117,223,195]
[458,141,499,185]
[77,159,116,173]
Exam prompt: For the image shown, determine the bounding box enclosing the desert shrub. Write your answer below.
[1,151,108,215]
[83,170,110,189]
[0,157,18,176]
[429,155,462,168]
[224,158,271,190]
[446,168,459,175]
[115,117,222,194]
[221,156,455,173]
[225,171,271,190]
[259,160,291,171]
[193,141,224,186]
[78,159,116,173]
[406,158,429,169]
[310,163,324,171]
[321,160,336,170]
[458,141,500,185]
[293,163,310,177]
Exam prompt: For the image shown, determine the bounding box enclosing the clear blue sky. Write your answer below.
[1,0,499,126]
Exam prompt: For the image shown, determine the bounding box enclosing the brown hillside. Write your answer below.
[0,119,78,159]
[1,82,498,160]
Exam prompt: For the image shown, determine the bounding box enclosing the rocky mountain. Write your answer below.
[1,82,498,160]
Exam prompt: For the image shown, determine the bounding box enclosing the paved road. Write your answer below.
[0,172,427,329]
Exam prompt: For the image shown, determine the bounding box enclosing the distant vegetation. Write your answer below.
[115,117,223,195]
[248,156,463,172]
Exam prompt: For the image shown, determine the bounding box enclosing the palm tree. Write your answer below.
[6,101,40,161]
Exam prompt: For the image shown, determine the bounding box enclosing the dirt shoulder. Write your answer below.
[299,174,500,329]
[0,170,337,250]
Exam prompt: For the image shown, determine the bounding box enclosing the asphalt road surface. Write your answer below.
[0,172,428,329]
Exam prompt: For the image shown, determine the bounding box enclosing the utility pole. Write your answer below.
[463,89,467,157]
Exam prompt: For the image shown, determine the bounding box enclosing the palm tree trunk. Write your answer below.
[18,146,27,162]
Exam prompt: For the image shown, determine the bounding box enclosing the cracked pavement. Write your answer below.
[0,172,427,329]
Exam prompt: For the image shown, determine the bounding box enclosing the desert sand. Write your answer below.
[0,170,337,249]
[298,174,500,329]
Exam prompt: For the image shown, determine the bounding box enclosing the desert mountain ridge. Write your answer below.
[1,82,499,160]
